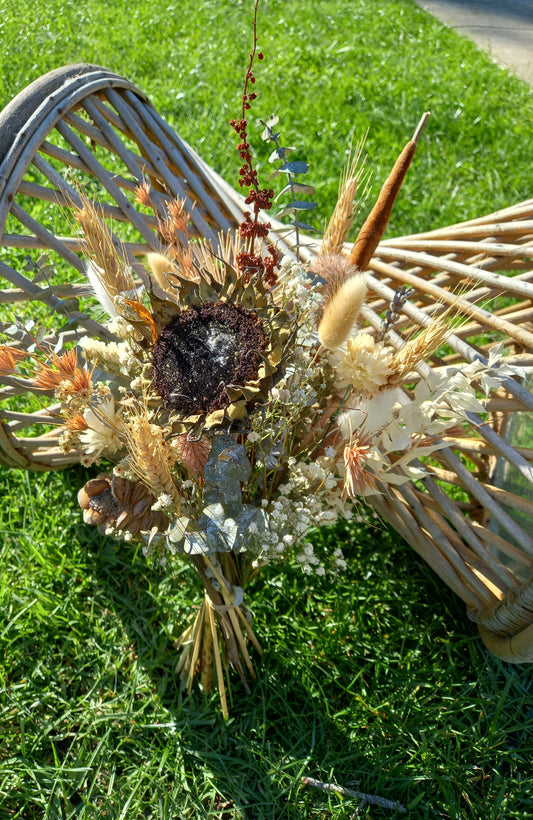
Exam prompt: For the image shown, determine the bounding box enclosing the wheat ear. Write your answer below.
[321,134,369,257]
[126,407,181,508]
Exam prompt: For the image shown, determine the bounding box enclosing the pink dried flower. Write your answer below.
[173,434,211,476]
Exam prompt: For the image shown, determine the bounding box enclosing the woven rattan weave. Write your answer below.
[1,65,532,661]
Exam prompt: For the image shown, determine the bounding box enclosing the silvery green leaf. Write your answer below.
[268,147,286,162]
[276,220,319,233]
[234,506,268,553]
[265,443,283,470]
[202,502,226,529]
[261,115,280,141]
[220,479,243,506]
[56,298,80,316]
[276,201,317,218]
[274,182,317,201]
[3,324,20,337]
[204,433,251,484]
[23,256,39,272]
[167,516,190,544]
[231,586,244,607]
[278,161,309,175]
[53,334,66,354]
[284,200,317,211]
[202,504,239,552]
[268,146,296,163]
[183,531,210,555]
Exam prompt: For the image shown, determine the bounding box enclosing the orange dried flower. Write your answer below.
[343,436,376,498]
[65,413,89,432]
[0,346,27,376]
[134,180,154,209]
[33,348,94,397]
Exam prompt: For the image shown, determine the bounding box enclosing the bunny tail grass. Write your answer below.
[318,273,368,349]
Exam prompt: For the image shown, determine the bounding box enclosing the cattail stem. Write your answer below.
[349,112,430,271]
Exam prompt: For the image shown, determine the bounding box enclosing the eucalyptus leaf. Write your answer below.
[167,516,190,544]
[274,182,317,201]
[273,223,320,234]
[278,161,309,175]
[268,146,296,163]
[261,114,280,141]
[277,201,317,218]
[268,147,285,162]
[183,531,210,555]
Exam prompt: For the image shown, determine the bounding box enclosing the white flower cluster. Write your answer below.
[337,342,529,491]
[79,335,134,372]
[252,458,352,573]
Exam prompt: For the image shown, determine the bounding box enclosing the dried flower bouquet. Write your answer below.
[0,9,527,717]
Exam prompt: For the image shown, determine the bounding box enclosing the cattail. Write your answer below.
[349,112,430,272]
[318,273,368,349]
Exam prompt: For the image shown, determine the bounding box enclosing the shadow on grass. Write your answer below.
[77,520,382,816]
[5,466,533,817]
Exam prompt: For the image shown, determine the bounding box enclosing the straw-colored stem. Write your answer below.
[208,600,228,719]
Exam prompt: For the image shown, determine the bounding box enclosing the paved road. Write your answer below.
[414,0,533,85]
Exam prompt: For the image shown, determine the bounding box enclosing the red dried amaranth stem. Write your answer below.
[229,0,279,287]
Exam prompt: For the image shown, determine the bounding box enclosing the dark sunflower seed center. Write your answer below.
[151,301,267,416]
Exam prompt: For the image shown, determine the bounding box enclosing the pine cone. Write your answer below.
[78,473,169,537]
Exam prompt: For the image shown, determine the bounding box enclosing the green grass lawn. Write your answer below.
[1,1,533,817]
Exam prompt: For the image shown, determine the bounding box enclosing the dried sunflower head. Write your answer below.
[148,265,296,433]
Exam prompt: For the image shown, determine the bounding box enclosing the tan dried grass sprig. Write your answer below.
[387,310,451,384]
[73,194,136,315]
[126,405,181,508]
[321,135,369,257]
[318,272,368,349]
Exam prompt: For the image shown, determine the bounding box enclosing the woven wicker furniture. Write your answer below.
[1,65,532,661]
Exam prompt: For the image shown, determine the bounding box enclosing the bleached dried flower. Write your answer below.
[330,333,393,394]
[79,396,123,458]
